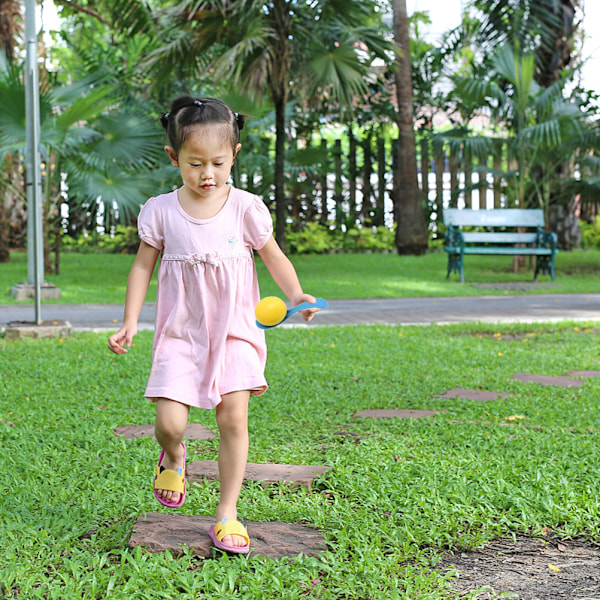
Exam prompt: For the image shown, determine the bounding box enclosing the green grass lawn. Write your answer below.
[2,321,600,598]
[1,248,600,304]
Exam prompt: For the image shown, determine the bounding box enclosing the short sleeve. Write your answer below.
[137,197,164,251]
[243,196,273,250]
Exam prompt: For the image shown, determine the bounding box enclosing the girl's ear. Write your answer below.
[165,146,178,167]
[233,143,242,160]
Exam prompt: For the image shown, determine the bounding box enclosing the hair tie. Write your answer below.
[164,112,170,119]
[194,100,203,107]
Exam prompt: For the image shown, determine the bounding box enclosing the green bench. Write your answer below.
[443,208,558,283]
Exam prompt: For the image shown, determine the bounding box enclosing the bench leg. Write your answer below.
[534,255,555,281]
[447,253,464,283]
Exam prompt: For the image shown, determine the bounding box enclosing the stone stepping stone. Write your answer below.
[129,513,326,559]
[434,388,511,402]
[354,409,443,419]
[566,370,600,378]
[6,319,72,340]
[187,461,329,490]
[512,372,585,388]
[113,423,216,441]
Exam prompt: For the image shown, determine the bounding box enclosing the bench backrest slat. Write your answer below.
[461,232,538,244]
[443,208,545,228]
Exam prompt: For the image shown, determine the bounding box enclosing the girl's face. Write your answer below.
[165,124,240,202]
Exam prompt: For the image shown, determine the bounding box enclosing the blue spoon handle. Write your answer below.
[256,298,328,330]
[285,297,328,318]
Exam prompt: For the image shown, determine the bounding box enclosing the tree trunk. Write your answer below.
[0,196,9,262]
[391,0,428,255]
[535,0,576,88]
[273,93,287,252]
[0,155,12,262]
[0,0,20,61]
[269,0,292,253]
[0,0,20,262]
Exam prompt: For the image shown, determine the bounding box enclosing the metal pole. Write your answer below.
[25,0,44,324]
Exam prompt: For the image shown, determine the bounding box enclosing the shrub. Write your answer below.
[580,217,600,249]
[60,226,140,254]
[286,222,395,254]
[286,221,334,254]
[341,226,395,252]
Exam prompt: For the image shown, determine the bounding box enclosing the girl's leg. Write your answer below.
[215,390,250,547]
[154,398,190,504]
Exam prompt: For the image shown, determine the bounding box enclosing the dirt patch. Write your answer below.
[436,535,600,599]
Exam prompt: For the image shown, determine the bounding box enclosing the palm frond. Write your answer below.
[519,119,562,148]
[452,75,507,111]
[64,160,162,221]
[213,14,273,94]
[306,43,369,106]
[88,115,164,170]
[53,84,116,130]
[431,127,496,162]
[578,155,600,176]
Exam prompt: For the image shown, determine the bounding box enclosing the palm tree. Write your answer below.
[470,0,579,89]
[391,0,428,255]
[0,67,166,273]
[0,0,19,61]
[144,0,392,250]
[0,0,20,262]
[446,0,593,245]
[435,44,599,237]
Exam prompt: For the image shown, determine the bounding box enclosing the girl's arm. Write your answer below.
[108,241,161,354]
[257,237,319,322]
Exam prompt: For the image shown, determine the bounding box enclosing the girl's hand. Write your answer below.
[292,293,319,323]
[108,324,137,354]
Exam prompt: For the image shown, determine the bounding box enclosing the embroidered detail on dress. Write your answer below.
[162,250,251,267]
[187,252,221,267]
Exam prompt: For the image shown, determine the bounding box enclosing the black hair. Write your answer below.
[160,95,246,156]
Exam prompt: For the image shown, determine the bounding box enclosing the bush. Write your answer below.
[287,222,395,254]
[341,226,395,252]
[57,222,397,256]
[60,226,140,254]
[286,222,335,254]
[580,217,600,249]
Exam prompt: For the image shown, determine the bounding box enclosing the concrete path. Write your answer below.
[1,293,599,331]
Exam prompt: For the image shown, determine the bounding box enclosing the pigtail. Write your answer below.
[160,113,169,131]
[235,112,246,132]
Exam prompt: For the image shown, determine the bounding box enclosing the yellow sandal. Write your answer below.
[152,442,186,508]
[209,518,250,554]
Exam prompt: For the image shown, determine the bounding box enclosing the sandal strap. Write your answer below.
[153,467,185,494]
[213,519,249,544]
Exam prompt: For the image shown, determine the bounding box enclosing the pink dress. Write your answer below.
[137,186,273,409]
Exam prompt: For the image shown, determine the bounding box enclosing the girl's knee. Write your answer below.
[216,406,247,436]
[216,395,249,437]
[155,398,189,440]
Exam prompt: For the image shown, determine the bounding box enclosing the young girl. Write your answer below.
[108,95,319,554]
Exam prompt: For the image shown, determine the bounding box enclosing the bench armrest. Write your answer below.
[444,225,465,249]
[536,228,557,252]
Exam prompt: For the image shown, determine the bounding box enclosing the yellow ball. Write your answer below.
[255,296,287,327]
